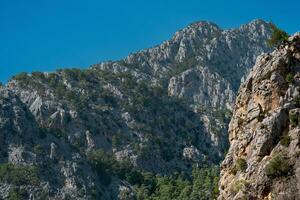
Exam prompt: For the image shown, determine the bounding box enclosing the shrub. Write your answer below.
[265,155,291,178]
[13,72,28,81]
[7,187,27,200]
[236,158,247,172]
[290,113,298,127]
[231,179,249,194]
[230,158,247,174]
[34,145,45,156]
[286,73,294,84]
[32,72,45,79]
[0,163,39,186]
[267,24,289,47]
[280,135,291,147]
[87,149,144,186]
[293,97,300,107]
[13,72,32,87]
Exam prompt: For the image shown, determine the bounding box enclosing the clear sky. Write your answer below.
[0,0,298,83]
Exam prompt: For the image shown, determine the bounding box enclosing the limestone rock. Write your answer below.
[219,33,300,200]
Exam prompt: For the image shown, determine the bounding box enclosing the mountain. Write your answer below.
[219,33,300,199]
[0,19,272,199]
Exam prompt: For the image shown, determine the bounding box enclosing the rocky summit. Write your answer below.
[0,20,272,199]
[219,33,300,200]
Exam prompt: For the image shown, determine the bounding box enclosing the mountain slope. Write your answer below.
[219,33,300,199]
[0,19,272,199]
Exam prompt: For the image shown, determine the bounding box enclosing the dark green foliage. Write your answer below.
[170,56,197,77]
[7,187,27,200]
[135,165,219,200]
[211,108,232,126]
[13,72,31,86]
[290,113,298,127]
[87,149,220,199]
[13,72,29,81]
[111,134,123,148]
[293,97,300,107]
[280,135,291,147]
[13,72,44,92]
[198,107,232,125]
[0,163,39,186]
[265,155,291,178]
[87,149,143,186]
[33,145,45,156]
[230,166,238,175]
[63,68,86,81]
[267,24,289,47]
[32,72,45,80]
[236,158,247,172]
[230,158,247,175]
[230,179,249,194]
[38,127,48,139]
[286,73,294,84]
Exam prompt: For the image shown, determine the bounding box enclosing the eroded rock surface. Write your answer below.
[219,33,300,200]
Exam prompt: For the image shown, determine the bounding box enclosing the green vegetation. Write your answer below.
[289,113,299,127]
[236,158,247,172]
[286,73,294,84]
[34,144,45,156]
[267,24,289,47]
[198,107,232,125]
[87,149,220,199]
[293,97,300,107]
[230,158,247,174]
[7,187,27,200]
[230,179,249,194]
[0,163,39,186]
[11,67,221,199]
[280,135,291,147]
[265,155,291,178]
[11,67,212,165]
[170,56,197,77]
[135,165,219,200]
[87,149,143,186]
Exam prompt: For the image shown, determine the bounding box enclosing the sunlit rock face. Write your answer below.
[219,33,300,200]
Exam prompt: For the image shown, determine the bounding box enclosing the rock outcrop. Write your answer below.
[219,33,300,200]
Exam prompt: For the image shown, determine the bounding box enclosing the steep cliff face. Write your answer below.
[219,33,300,200]
[0,20,273,199]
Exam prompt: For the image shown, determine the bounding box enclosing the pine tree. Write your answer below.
[267,23,289,47]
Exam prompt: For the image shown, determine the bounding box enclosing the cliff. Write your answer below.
[219,33,300,200]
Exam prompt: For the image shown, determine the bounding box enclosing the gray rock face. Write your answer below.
[0,88,121,199]
[219,33,300,200]
[168,67,235,110]
[0,19,273,199]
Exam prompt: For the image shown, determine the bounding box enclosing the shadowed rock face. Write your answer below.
[219,33,300,200]
[0,20,272,199]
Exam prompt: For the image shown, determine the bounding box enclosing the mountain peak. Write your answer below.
[187,20,221,30]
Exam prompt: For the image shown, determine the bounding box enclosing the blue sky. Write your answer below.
[0,0,298,83]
